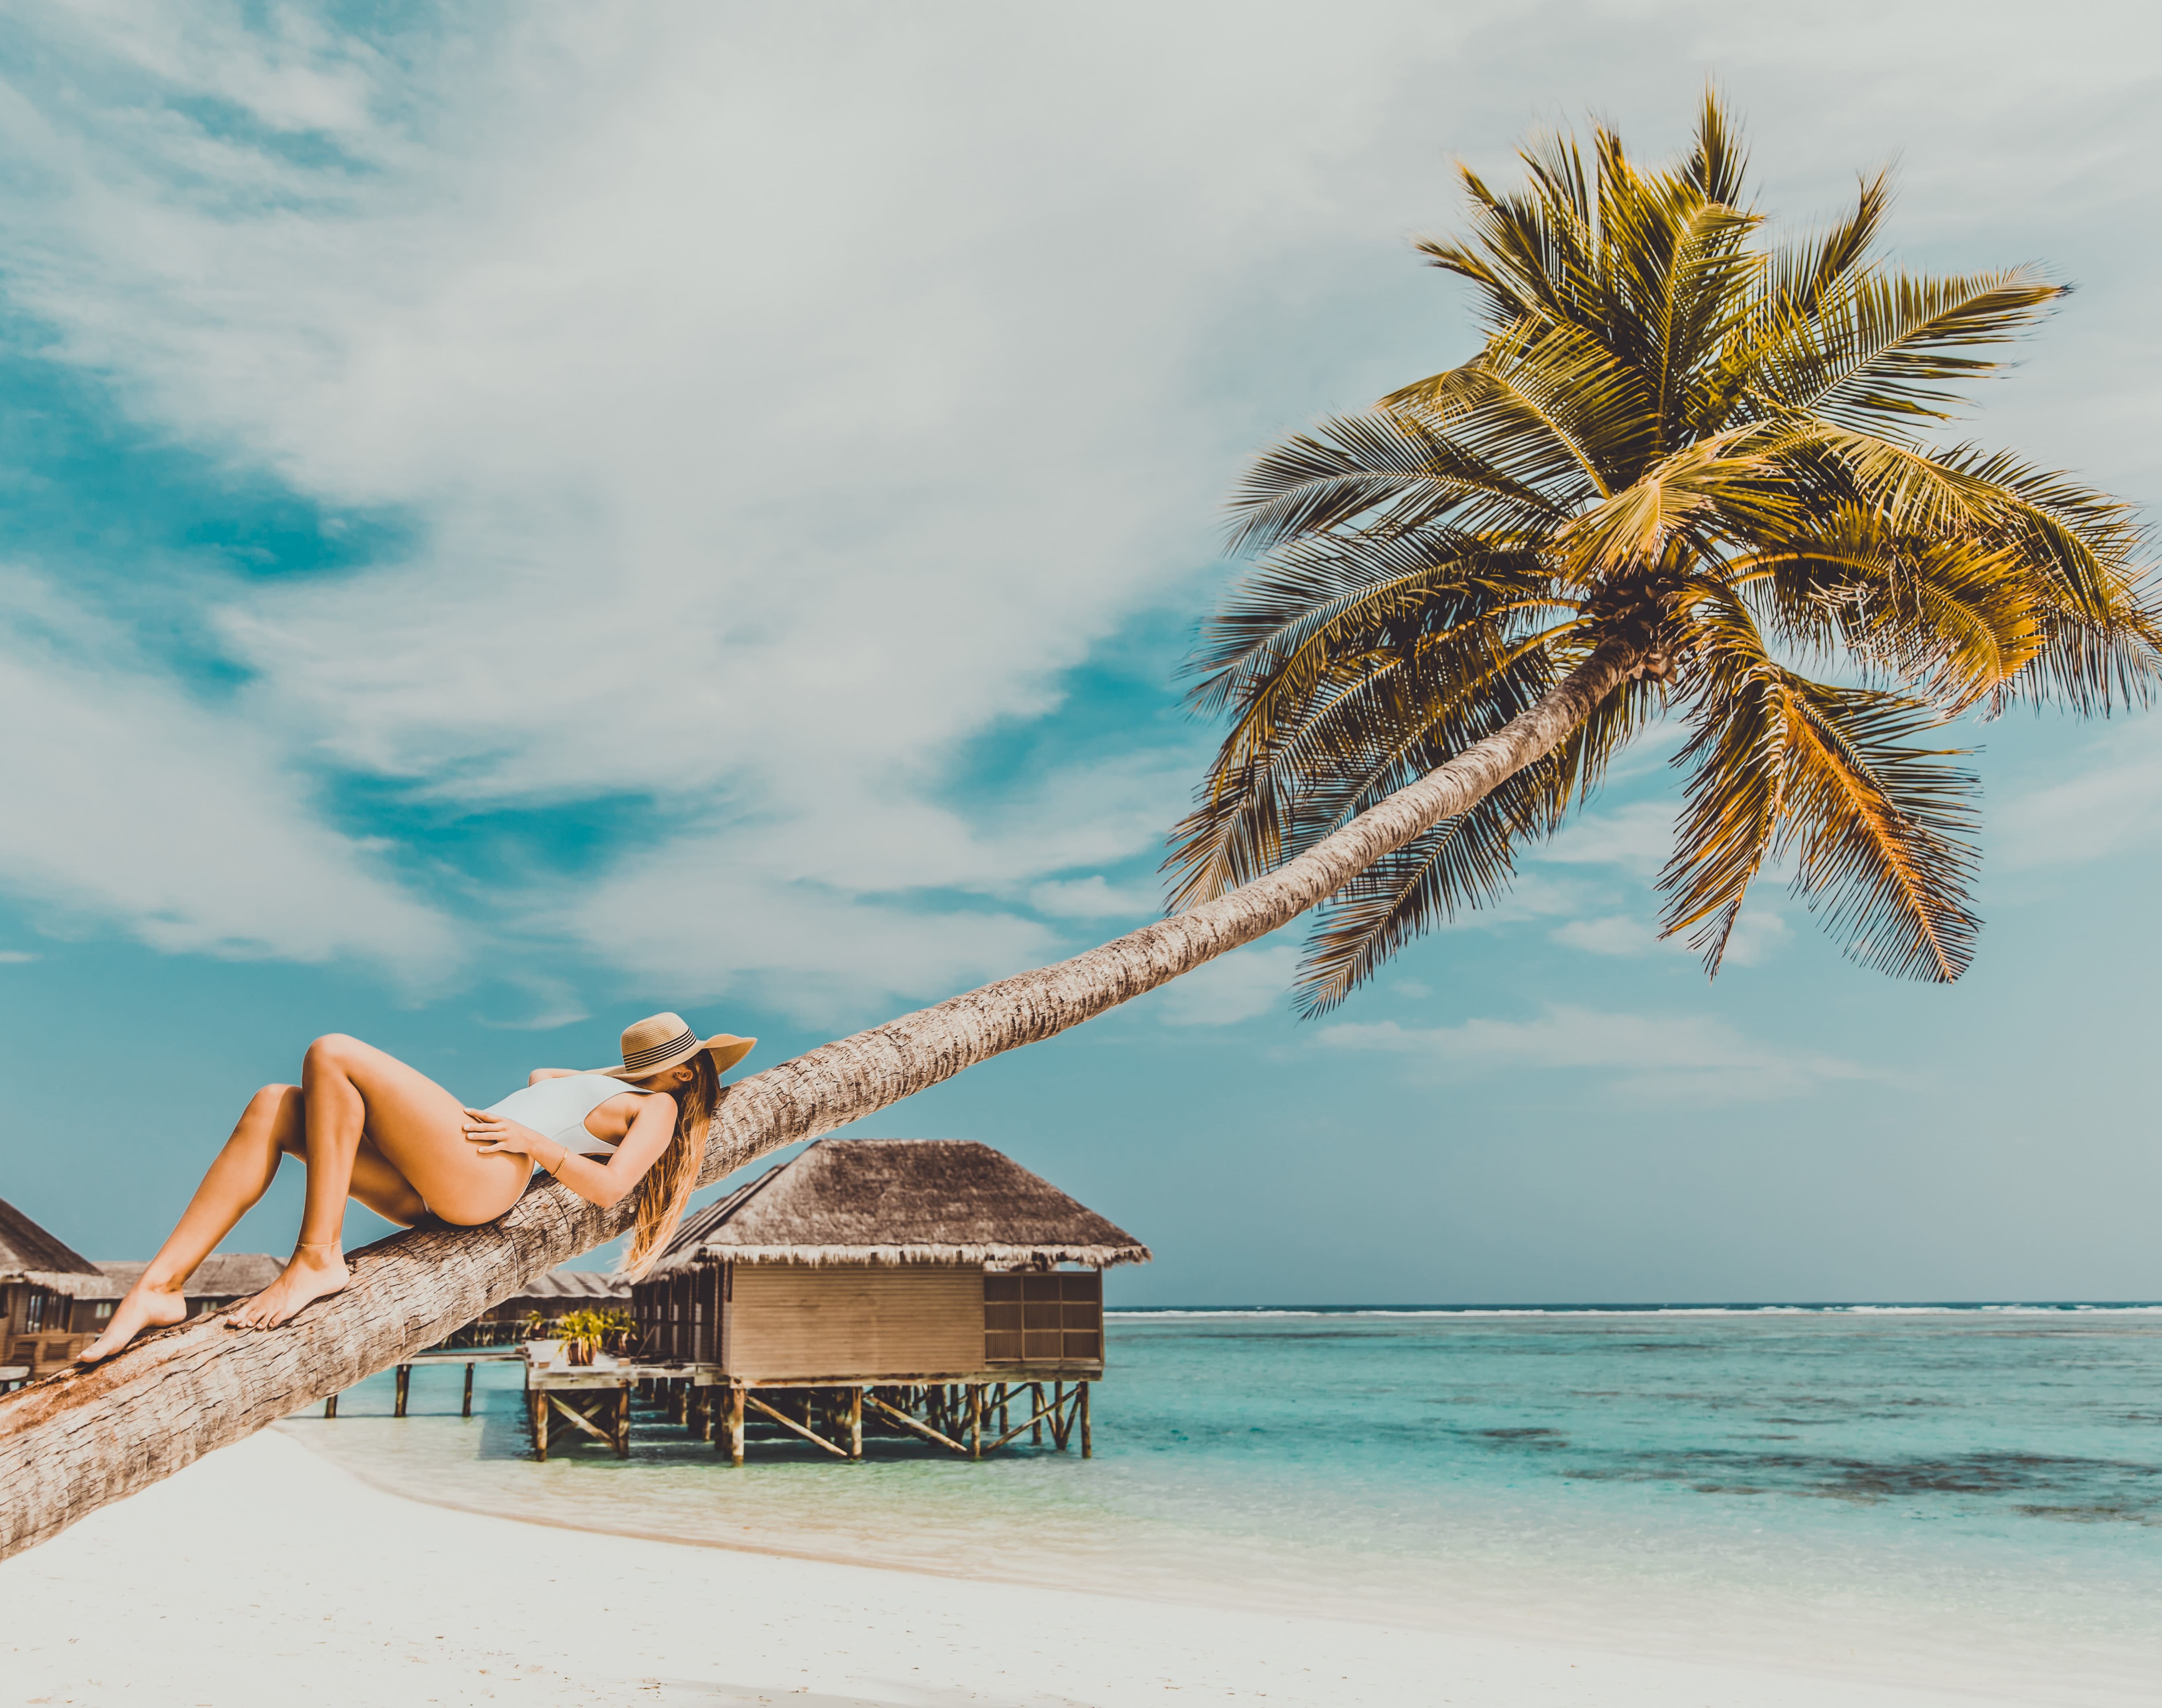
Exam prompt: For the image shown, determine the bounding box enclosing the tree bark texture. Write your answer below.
[0,641,1638,1560]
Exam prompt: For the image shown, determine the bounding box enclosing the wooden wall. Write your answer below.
[723,1262,982,1382]
[628,1261,1111,1382]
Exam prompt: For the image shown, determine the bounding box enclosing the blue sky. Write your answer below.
[2,2,2160,1305]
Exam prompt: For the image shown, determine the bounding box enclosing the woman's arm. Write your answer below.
[462,1093,679,1211]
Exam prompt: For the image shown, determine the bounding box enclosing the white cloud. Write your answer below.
[1146,944,1301,1029]
[1549,914,1663,957]
[472,973,590,1033]
[0,5,1489,1003]
[0,584,459,976]
[1549,907,1790,967]
[1994,726,2162,870]
[0,951,37,964]
[0,2,2150,1010]
[1028,876,1160,922]
[568,858,1058,1025]
[1535,801,1676,878]
[1720,908,1793,968]
[1319,1004,1869,1102]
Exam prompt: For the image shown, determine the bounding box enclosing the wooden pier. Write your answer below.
[525,1356,635,1460]
[633,1373,1092,1464]
[321,1347,524,1419]
[316,1346,1095,1465]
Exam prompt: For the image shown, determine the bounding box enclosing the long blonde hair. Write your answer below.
[620,1048,717,1281]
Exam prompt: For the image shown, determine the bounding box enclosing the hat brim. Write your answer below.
[593,1033,757,1081]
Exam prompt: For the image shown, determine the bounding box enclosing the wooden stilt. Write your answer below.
[998,1384,1010,1438]
[394,1364,411,1418]
[461,1362,475,1418]
[725,1384,745,1465]
[848,1386,864,1460]
[1052,1381,1067,1451]
[968,1383,982,1458]
[745,1391,849,1457]
[862,1392,970,1456]
[530,1392,548,1460]
[985,1386,1077,1453]
[546,1394,613,1445]
[1080,1381,1091,1458]
[323,1392,339,1420]
[1030,1381,1042,1445]
[615,1388,632,1458]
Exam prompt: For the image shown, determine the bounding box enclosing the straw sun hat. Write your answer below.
[590,1012,757,1081]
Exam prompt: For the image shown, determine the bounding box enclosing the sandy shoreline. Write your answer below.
[0,1428,2048,1708]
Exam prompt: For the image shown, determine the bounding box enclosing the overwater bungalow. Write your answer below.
[1,1194,120,1378]
[626,1137,1149,1463]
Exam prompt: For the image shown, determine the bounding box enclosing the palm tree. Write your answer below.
[3,97,2150,1559]
[1170,93,2156,1010]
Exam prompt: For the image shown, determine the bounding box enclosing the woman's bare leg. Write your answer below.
[231,1034,528,1331]
[79,1085,440,1361]
[81,1085,303,1361]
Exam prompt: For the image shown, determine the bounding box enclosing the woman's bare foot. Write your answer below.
[79,1285,190,1363]
[229,1241,349,1330]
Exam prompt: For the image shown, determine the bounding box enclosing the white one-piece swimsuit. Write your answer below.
[482,1073,656,1163]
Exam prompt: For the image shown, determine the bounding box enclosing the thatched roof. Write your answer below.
[0,1195,120,1298]
[480,1267,631,1319]
[514,1269,630,1303]
[96,1255,284,1301]
[649,1138,1151,1274]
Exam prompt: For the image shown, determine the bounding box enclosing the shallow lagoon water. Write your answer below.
[281,1306,2162,1702]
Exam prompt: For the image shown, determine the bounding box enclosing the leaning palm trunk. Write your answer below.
[0,641,1639,1562]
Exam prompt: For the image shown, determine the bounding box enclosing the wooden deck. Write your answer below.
[645,1374,1093,1464]
[525,1354,634,1460]
[316,1345,1097,1466]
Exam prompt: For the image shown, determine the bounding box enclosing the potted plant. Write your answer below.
[556,1308,633,1367]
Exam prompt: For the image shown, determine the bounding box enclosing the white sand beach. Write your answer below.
[1,1427,2031,1708]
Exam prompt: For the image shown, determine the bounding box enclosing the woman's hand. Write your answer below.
[462,1108,553,1164]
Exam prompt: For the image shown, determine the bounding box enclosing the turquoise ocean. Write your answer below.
[279,1306,2162,1703]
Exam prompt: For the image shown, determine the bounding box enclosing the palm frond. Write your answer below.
[1750,269,2064,433]
[1661,590,1980,980]
[1775,682,1981,980]
[1292,778,1538,1015]
[1224,405,1562,557]
[1168,574,1573,909]
[1290,670,1662,1012]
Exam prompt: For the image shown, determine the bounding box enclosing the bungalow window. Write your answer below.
[24,1292,43,1332]
[94,1301,114,1319]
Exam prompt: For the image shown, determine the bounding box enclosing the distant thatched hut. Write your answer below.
[95,1254,284,1321]
[456,1266,631,1344]
[629,1138,1149,1462]
[2,1195,121,1378]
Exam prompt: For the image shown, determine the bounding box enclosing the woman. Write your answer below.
[79,1013,755,1363]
